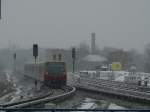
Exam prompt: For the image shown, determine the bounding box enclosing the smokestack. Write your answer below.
[91,32,96,54]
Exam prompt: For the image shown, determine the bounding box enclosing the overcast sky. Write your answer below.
[0,0,150,52]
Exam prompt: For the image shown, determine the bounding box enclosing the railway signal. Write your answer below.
[72,47,76,73]
[13,53,16,60]
[72,48,76,59]
[33,44,38,61]
[13,53,16,75]
[33,44,38,89]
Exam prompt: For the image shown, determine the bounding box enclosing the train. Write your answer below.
[24,61,67,88]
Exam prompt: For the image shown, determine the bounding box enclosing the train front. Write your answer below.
[44,62,67,88]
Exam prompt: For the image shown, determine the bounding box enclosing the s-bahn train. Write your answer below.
[24,61,67,88]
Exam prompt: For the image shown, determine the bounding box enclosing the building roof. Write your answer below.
[82,54,107,62]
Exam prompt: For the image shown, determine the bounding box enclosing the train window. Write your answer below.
[46,62,65,75]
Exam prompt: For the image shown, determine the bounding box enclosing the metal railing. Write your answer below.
[0,109,150,112]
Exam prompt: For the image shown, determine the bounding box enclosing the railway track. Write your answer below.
[0,86,76,109]
[80,78,149,92]
[76,78,150,102]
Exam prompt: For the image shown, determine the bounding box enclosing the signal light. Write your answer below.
[13,53,16,60]
[72,48,76,59]
[33,44,38,58]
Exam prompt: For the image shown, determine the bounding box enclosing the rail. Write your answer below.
[76,78,150,102]
[0,108,149,112]
[1,88,54,108]
[80,78,150,94]
[1,86,76,109]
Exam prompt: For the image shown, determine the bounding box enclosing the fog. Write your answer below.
[0,0,149,52]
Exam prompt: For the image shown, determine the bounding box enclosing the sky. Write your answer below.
[0,0,150,52]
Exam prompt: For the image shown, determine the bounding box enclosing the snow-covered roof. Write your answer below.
[82,54,107,62]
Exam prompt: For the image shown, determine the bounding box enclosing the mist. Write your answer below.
[0,0,149,52]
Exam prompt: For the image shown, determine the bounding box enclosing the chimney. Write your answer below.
[91,32,96,54]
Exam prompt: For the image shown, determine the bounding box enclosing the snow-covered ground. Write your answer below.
[108,103,126,109]
[78,98,98,109]
[81,98,126,109]
[48,96,126,109]
[78,102,97,109]
[0,70,41,104]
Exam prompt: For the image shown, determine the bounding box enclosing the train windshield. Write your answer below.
[46,62,65,75]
